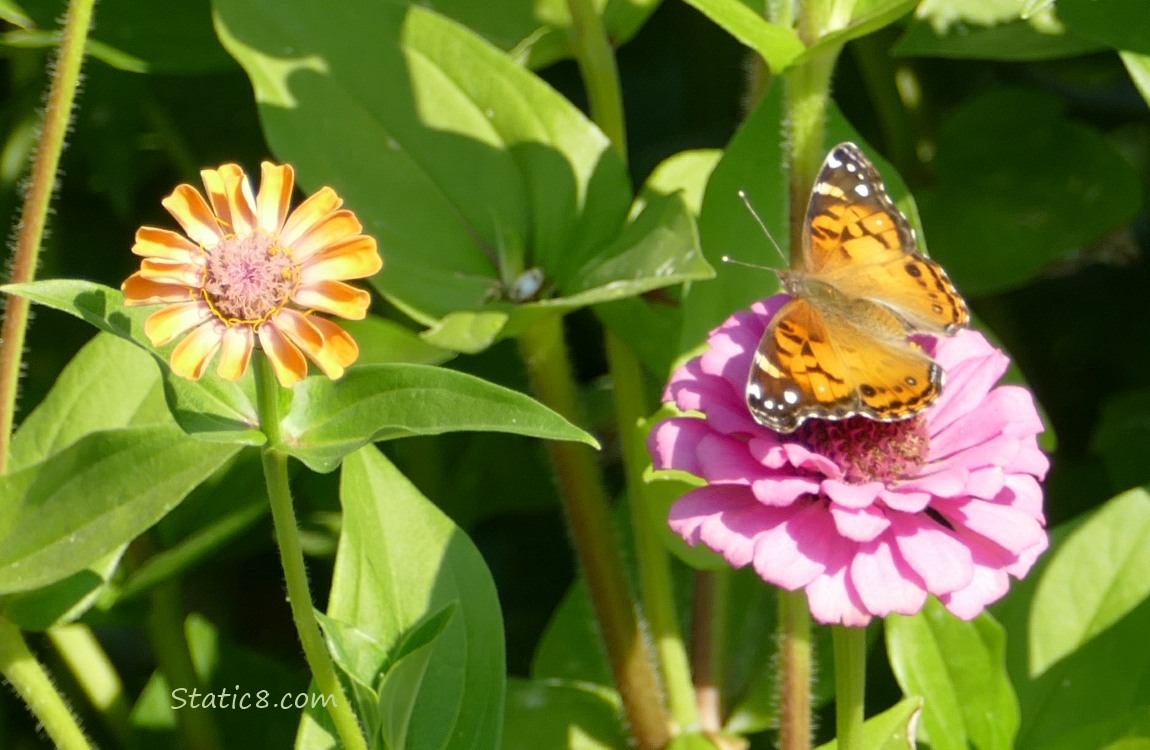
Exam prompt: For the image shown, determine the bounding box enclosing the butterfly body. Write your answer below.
[745,143,969,433]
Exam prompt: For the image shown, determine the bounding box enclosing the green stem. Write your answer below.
[0,0,97,473]
[48,624,131,747]
[606,332,698,733]
[0,616,92,750]
[518,316,670,750]
[254,357,367,750]
[777,590,812,750]
[689,569,727,733]
[832,625,866,750]
[784,47,840,251]
[565,0,627,158]
[146,582,222,750]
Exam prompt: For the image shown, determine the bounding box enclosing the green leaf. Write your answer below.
[1015,576,1150,748]
[502,678,625,750]
[1,551,123,630]
[215,1,645,331]
[532,579,614,687]
[678,0,805,73]
[919,87,1142,296]
[2,280,263,446]
[635,149,723,218]
[377,605,457,750]
[131,614,305,746]
[296,447,505,750]
[278,363,597,473]
[388,0,662,71]
[14,0,233,73]
[8,332,170,471]
[1059,0,1150,54]
[1121,51,1150,108]
[894,0,1101,60]
[0,425,239,594]
[887,600,1019,750]
[1091,387,1150,491]
[0,0,33,28]
[1030,488,1150,676]
[341,317,454,367]
[814,697,924,750]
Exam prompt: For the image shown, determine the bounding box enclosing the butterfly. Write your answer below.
[745,142,969,433]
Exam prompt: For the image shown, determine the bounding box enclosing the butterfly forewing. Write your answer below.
[745,141,969,433]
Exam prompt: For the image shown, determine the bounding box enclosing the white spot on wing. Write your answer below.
[854,184,870,197]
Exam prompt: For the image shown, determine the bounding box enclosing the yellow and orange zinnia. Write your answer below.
[122,163,382,387]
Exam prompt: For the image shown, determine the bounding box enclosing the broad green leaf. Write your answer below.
[0,425,238,594]
[1037,706,1150,750]
[1091,387,1150,491]
[8,332,169,471]
[297,447,505,750]
[1121,52,1150,108]
[919,87,1142,296]
[814,697,923,750]
[13,0,233,73]
[896,0,1101,60]
[131,614,305,747]
[1030,488,1150,676]
[887,601,1018,750]
[1,551,123,630]
[635,149,723,218]
[341,317,454,367]
[679,0,805,73]
[388,0,662,70]
[502,678,625,750]
[278,363,597,473]
[1015,585,1150,748]
[377,606,457,750]
[1059,0,1150,54]
[217,0,675,348]
[2,280,263,445]
[532,579,613,687]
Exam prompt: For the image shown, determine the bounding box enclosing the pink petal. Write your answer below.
[669,485,780,568]
[807,565,872,627]
[649,418,710,476]
[751,474,822,507]
[850,540,928,617]
[879,488,933,513]
[940,565,1009,620]
[751,504,833,589]
[942,498,1046,556]
[823,479,883,509]
[829,504,890,542]
[890,513,974,595]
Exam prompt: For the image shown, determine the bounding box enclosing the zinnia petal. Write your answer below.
[133,226,200,262]
[144,301,213,347]
[287,210,363,262]
[216,325,254,381]
[201,164,257,236]
[162,184,225,247]
[281,187,343,248]
[299,235,383,282]
[169,320,224,380]
[256,162,295,234]
[292,279,372,320]
[122,273,193,306]
[258,322,308,387]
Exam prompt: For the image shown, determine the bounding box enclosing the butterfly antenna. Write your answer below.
[738,190,788,266]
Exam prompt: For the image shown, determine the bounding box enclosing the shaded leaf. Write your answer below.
[678,0,805,73]
[502,678,625,750]
[814,697,923,750]
[296,447,504,750]
[1059,0,1150,55]
[0,425,238,594]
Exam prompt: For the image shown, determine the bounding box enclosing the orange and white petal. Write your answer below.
[201,164,257,236]
[216,324,255,381]
[274,310,347,379]
[169,319,225,381]
[309,315,360,374]
[299,234,382,283]
[122,273,196,306]
[162,184,225,247]
[280,187,343,248]
[286,210,363,262]
[258,322,308,387]
[292,279,372,320]
[144,301,213,346]
[256,162,295,235]
[133,226,201,262]
[139,258,204,287]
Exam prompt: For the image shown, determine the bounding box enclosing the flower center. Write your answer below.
[202,231,297,325]
[798,416,929,484]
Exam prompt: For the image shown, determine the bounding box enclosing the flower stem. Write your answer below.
[777,589,812,750]
[689,569,727,733]
[565,0,627,158]
[254,357,367,750]
[518,315,670,750]
[47,624,131,747]
[0,615,93,750]
[832,625,866,750]
[0,0,97,474]
[606,332,699,733]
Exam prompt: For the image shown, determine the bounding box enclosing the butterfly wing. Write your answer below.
[803,143,968,334]
[746,297,941,433]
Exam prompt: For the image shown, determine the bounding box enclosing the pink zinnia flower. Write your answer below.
[650,296,1049,626]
